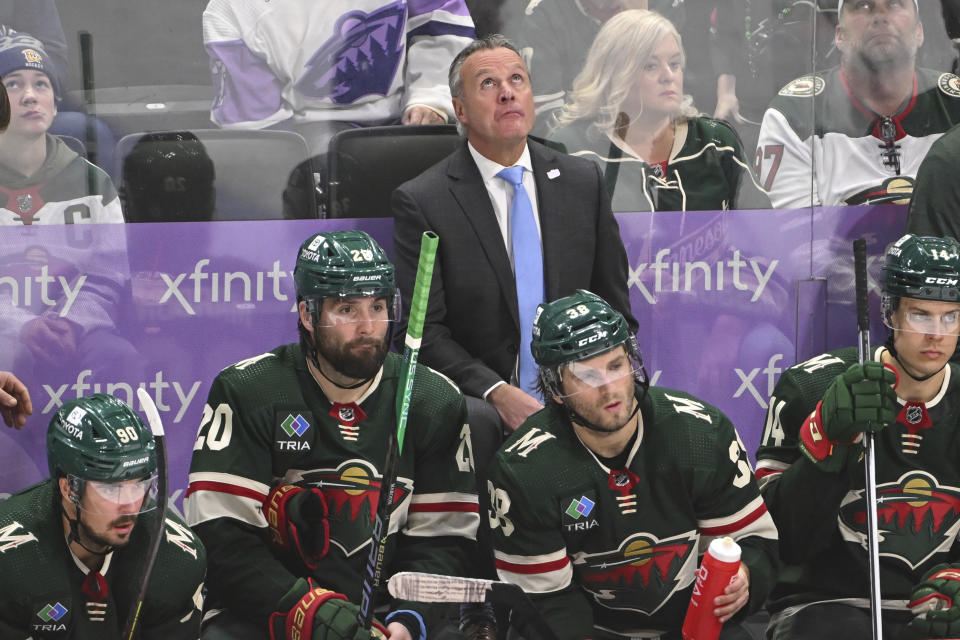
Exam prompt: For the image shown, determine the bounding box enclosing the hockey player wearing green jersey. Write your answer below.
[756,234,960,639]
[0,393,206,639]
[186,230,480,640]
[486,290,779,639]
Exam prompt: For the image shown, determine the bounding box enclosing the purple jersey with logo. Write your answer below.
[202,0,475,130]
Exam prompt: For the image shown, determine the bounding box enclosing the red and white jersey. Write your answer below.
[755,66,960,208]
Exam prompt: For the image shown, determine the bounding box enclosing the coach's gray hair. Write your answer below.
[448,34,525,135]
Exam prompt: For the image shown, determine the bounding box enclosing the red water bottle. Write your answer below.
[681,536,742,640]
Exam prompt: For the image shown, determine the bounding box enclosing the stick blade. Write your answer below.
[136,388,165,438]
[388,572,495,604]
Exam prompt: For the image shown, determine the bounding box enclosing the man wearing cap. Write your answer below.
[0,393,206,638]
[0,30,122,224]
[755,0,960,208]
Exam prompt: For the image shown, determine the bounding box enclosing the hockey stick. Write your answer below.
[78,32,100,178]
[358,231,439,630]
[388,572,558,640]
[854,238,883,640]
[121,388,169,640]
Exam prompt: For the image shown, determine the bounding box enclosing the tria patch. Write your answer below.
[281,413,310,437]
[939,73,960,98]
[36,602,68,622]
[778,75,825,97]
[562,492,598,532]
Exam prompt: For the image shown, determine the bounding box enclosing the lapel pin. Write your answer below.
[547,168,560,180]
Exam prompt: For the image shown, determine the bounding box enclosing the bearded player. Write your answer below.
[485,290,778,639]
[0,394,206,638]
[756,234,960,639]
[185,230,480,640]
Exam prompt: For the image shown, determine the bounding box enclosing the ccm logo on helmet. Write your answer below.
[577,331,608,347]
[925,277,959,285]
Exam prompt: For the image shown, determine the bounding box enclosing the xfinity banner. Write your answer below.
[0,206,906,508]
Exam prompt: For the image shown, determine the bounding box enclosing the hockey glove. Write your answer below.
[265,483,330,570]
[269,578,389,640]
[799,362,897,473]
[905,563,960,639]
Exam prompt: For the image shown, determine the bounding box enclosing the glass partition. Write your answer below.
[1,0,958,495]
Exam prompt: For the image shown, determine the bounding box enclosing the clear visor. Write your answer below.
[882,296,960,337]
[314,292,401,328]
[72,473,159,515]
[555,350,644,399]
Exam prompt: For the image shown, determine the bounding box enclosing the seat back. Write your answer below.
[116,129,317,221]
[325,125,461,218]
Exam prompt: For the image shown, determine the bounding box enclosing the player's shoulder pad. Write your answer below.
[211,345,299,404]
[496,409,566,464]
[0,482,55,555]
[156,507,207,567]
[783,347,856,378]
[645,387,734,469]
[647,386,726,430]
[776,346,857,401]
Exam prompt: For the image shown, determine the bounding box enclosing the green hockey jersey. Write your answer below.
[0,479,205,639]
[487,385,779,639]
[549,116,770,212]
[185,343,479,631]
[756,347,960,616]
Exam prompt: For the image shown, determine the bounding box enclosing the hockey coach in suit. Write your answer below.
[392,33,636,444]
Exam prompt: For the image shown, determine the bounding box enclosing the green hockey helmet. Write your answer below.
[294,230,396,300]
[47,394,157,484]
[294,230,400,327]
[532,290,643,397]
[882,234,960,335]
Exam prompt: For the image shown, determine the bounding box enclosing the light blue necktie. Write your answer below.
[497,165,544,395]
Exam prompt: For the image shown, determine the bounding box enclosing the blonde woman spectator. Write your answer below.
[549,9,768,212]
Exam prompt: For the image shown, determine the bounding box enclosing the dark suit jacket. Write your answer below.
[391,138,637,399]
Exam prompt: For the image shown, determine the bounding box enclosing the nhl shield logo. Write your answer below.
[905,405,923,425]
[339,406,355,423]
[17,194,32,214]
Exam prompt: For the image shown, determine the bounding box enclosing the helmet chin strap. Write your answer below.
[885,335,945,383]
[62,493,112,557]
[564,383,646,434]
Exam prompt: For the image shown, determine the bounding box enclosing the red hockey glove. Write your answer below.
[269,578,389,640]
[265,483,330,570]
[905,564,960,639]
[799,362,897,473]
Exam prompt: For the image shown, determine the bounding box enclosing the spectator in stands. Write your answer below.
[202,0,476,154]
[755,0,960,208]
[0,31,122,224]
[121,131,216,223]
[0,1,67,87]
[549,10,769,212]
[504,0,717,136]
